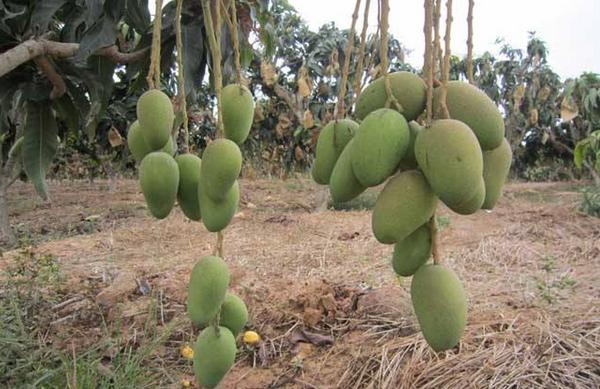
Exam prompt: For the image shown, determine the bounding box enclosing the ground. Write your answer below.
[1,178,599,388]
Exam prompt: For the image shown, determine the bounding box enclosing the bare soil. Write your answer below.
[1,178,599,388]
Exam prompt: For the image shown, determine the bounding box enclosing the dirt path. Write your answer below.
[2,179,599,388]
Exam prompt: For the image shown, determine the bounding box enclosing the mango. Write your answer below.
[351,108,409,187]
[200,139,242,201]
[219,293,248,336]
[222,83,255,144]
[372,170,437,244]
[176,154,202,221]
[451,177,485,215]
[329,139,366,203]
[311,119,358,185]
[355,71,427,121]
[139,152,179,219]
[392,224,431,276]
[128,121,175,162]
[137,89,174,149]
[482,138,512,209]
[187,256,230,327]
[415,119,483,209]
[398,120,422,170]
[434,81,505,150]
[411,264,467,352]
[193,326,236,388]
[198,179,239,232]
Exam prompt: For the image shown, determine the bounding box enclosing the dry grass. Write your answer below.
[1,178,599,388]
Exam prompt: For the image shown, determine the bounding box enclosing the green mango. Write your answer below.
[329,139,366,203]
[139,152,179,219]
[222,83,255,144]
[355,71,427,121]
[411,265,467,352]
[137,89,174,149]
[311,119,358,185]
[482,138,512,209]
[372,170,438,244]
[219,293,248,336]
[415,119,483,212]
[187,256,230,327]
[198,179,239,232]
[392,224,432,276]
[176,154,202,221]
[193,326,237,388]
[200,139,242,201]
[434,81,505,150]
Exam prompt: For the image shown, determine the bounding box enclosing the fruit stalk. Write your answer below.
[429,215,440,264]
[379,0,403,112]
[466,0,475,84]
[221,0,243,85]
[147,0,163,89]
[351,0,371,108]
[175,0,189,152]
[202,0,225,138]
[437,0,454,120]
[336,0,361,120]
[423,0,434,126]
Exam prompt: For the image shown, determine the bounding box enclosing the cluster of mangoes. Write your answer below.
[187,255,248,388]
[127,83,255,387]
[312,71,512,352]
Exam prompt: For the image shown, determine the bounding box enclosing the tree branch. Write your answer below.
[0,38,149,78]
[33,56,66,99]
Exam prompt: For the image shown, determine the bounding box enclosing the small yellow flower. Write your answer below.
[243,330,261,346]
[180,345,194,359]
[180,378,192,387]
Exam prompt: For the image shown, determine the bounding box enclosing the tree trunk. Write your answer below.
[0,176,15,245]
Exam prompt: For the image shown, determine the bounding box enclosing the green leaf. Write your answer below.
[22,101,58,200]
[28,0,68,34]
[125,0,150,33]
[182,16,206,100]
[573,140,588,169]
[596,151,600,173]
[75,15,117,62]
[52,94,80,133]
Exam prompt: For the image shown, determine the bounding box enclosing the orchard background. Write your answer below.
[0,0,598,388]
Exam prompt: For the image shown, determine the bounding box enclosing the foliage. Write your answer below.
[579,185,600,217]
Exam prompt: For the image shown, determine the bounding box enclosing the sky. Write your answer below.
[288,0,600,80]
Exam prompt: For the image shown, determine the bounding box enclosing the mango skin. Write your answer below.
[139,152,179,219]
[372,170,438,244]
[351,108,410,187]
[200,139,242,201]
[137,90,174,149]
[411,264,467,352]
[415,119,483,210]
[187,256,230,327]
[355,71,427,121]
[329,139,366,203]
[219,293,248,336]
[176,154,202,221]
[127,121,175,162]
[198,179,239,232]
[399,120,422,170]
[311,119,358,185]
[434,81,505,150]
[193,326,237,389]
[451,177,485,215]
[222,84,255,144]
[482,138,512,209]
[392,224,432,276]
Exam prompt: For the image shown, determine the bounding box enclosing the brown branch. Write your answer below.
[336,0,361,119]
[466,0,474,84]
[0,38,149,78]
[273,84,303,124]
[33,56,66,100]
